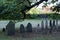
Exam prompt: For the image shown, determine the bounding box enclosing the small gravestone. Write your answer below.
[53,20,55,26]
[20,24,25,37]
[2,28,5,32]
[6,21,15,36]
[41,20,45,34]
[49,20,53,34]
[26,23,32,33]
[44,20,48,34]
[36,24,40,33]
[41,20,44,31]
[53,20,56,32]
[20,24,25,33]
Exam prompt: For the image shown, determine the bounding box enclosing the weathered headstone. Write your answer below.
[2,28,5,32]
[6,21,15,36]
[41,20,44,31]
[53,20,56,32]
[26,23,32,33]
[36,24,40,33]
[20,24,25,37]
[41,20,45,34]
[49,20,53,33]
[55,20,60,32]
[44,20,48,34]
[53,20,55,26]
[20,24,25,33]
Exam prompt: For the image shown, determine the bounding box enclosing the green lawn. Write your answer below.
[0,30,60,40]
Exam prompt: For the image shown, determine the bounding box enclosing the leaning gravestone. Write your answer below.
[6,21,15,36]
[26,23,32,33]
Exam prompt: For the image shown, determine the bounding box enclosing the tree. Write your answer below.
[0,0,48,20]
[52,3,60,12]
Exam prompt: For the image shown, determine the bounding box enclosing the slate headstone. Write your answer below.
[36,24,40,33]
[45,20,48,34]
[6,21,15,36]
[41,20,45,34]
[56,20,58,27]
[53,20,55,26]
[20,24,25,33]
[53,20,56,31]
[49,20,53,33]
[41,20,44,30]
[2,28,5,32]
[26,23,32,33]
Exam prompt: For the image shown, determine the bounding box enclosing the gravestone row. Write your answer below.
[5,20,60,36]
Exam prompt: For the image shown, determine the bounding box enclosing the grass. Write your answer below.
[0,30,60,40]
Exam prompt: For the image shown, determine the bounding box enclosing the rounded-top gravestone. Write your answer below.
[20,24,25,33]
[6,21,15,36]
[26,23,32,33]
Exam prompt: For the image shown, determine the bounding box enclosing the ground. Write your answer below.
[0,30,60,40]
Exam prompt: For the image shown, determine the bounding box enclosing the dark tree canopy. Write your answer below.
[0,0,49,20]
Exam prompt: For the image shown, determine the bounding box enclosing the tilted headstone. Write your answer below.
[20,24,25,33]
[26,23,32,33]
[6,21,15,36]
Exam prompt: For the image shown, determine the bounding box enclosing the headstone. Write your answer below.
[49,20,53,33]
[6,21,15,36]
[26,23,32,33]
[44,20,48,34]
[20,24,25,33]
[53,20,56,31]
[41,20,45,34]
[56,20,58,27]
[41,20,44,30]
[2,28,5,32]
[53,20,55,26]
[36,24,40,33]
[20,24,25,37]
[55,20,60,32]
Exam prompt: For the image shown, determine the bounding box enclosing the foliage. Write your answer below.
[0,0,60,20]
[0,0,27,20]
